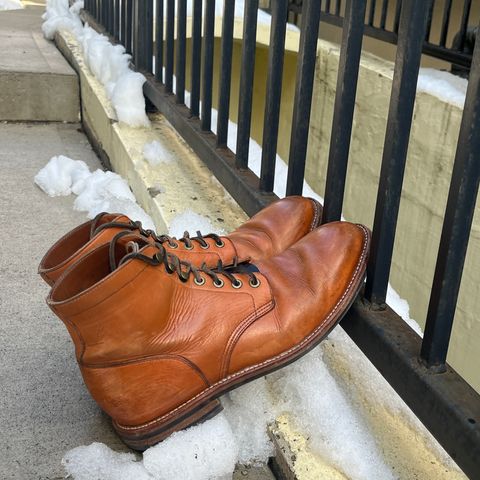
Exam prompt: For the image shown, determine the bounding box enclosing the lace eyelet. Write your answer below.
[166,263,175,274]
[216,239,225,248]
[194,276,206,286]
[184,244,194,250]
[213,278,224,288]
[249,278,261,288]
[168,242,178,249]
[232,279,243,289]
[200,243,210,250]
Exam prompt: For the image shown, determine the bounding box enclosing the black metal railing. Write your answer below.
[263,0,479,70]
[81,1,480,477]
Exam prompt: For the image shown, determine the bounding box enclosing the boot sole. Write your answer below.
[113,225,370,450]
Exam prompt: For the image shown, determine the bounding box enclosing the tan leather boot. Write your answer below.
[47,221,370,450]
[39,196,321,286]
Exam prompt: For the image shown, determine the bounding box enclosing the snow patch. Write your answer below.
[168,209,225,238]
[417,68,467,109]
[143,140,174,166]
[62,443,152,480]
[43,0,149,127]
[34,155,90,197]
[35,155,155,231]
[0,0,23,11]
[143,414,238,480]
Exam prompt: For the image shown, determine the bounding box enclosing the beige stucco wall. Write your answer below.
[181,20,480,393]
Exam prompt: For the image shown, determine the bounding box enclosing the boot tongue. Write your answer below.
[225,262,260,274]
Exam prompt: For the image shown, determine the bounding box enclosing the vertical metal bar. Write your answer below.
[176,0,187,103]
[134,0,153,72]
[190,0,203,116]
[165,0,175,93]
[119,0,124,44]
[380,0,388,29]
[365,0,432,306]
[114,0,120,41]
[285,0,321,196]
[126,0,133,54]
[393,0,401,34]
[335,0,341,16]
[425,0,434,42]
[325,0,331,14]
[109,0,114,33]
[459,0,472,51]
[259,0,288,192]
[322,0,368,223]
[420,28,480,368]
[440,0,452,47]
[368,0,376,26]
[235,0,259,169]
[155,0,164,82]
[216,0,235,147]
[201,0,215,131]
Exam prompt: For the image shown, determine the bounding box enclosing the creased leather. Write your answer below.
[47,221,370,427]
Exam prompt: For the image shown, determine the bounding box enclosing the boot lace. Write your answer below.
[91,212,225,250]
[109,231,260,289]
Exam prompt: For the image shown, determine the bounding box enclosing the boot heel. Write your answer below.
[114,398,224,451]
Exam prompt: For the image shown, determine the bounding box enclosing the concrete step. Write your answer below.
[0,2,80,122]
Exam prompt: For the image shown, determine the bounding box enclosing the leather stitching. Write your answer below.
[220,300,275,378]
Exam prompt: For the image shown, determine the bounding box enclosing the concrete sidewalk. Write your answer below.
[0,122,126,480]
[0,1,79,121]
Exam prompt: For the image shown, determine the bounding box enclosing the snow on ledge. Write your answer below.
[417,68,467,109]
[0,0,23,11]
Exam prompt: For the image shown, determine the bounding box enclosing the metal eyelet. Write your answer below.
[232,279,243,289]
[200,242,210,250]
[168,241,178,249]
[184,243,194,250]
[216,239,225,248]
[194,276,206,286]
[166,263,175,274]
[213,278,224,288]
[249,278,261,288]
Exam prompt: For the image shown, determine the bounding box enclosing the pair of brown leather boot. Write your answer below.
[39,196,370,450]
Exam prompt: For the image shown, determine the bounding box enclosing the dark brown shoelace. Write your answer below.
[90,212,225,250]
[108,231,260,289]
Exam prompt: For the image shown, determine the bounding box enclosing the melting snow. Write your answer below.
[0,0,23,10]
[417,68,467,109]
[143,140,175,166]
[35,155,155,231]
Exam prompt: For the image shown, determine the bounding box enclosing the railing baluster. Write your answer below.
[259,0,288,192]
[368,0,376,26]
[322,0,367,223]
[380,0,388,30]
[365,0,432,306]
[440,0,452,47]
[235,0,259,169]
[201,0,215,131]
[155,0,164,82]
[114,0,120,40]
[190,0,203,117]
[216,0,235,147]
[133,0,153,73]
[285,0,321,196]
[176,0,187,103]
[125,0,133,54]
[425,0,434,42]
[325,0,331,14]
[421,25,480,368]
[459,0,472,51]
[165,0,175,93]
[393,0,401,34]
[335,0,341,16]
